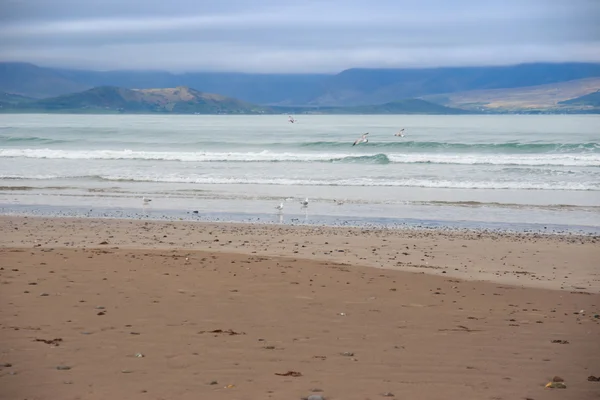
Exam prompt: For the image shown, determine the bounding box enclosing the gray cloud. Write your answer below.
[1,0,599,72]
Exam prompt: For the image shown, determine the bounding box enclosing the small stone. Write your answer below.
[1,363,12,367]
[546,382,567,389]
[306,395,325,400]
[134,353,144,358]
[40,293,49,296]
[56,365,71,370]
[341,352,354,357]
[382,393,395,397]
[209,380,218,385]
[552,376,564,383]
[121,369,133,373]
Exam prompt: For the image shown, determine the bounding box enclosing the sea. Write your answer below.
[0,114,599,234]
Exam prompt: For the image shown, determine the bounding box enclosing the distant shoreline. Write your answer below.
[2,109,599,115]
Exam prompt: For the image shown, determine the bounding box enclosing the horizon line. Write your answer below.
[2,60,600,75]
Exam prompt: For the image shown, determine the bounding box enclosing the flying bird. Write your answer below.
[394,128,406,137]
[288,115,297,123]
[353,132,369,146]
[275,202,284,211]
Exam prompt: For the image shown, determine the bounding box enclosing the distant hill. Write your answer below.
[1,85,473,114]
[309,63,600,106]
[421,78,600,112]
[2,62,600,110]
[276,99,470,115]
[559,90,600,107]
[6,86,270,114]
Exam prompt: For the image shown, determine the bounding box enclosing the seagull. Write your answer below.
[334,199,345,205]
[143,196,152,204]
[394,128,405,137]
[275,202,284,211]
[288,115,296,123]
[353,132,369,146]
[300,197,309,207]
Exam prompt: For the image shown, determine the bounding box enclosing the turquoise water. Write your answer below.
[0,114,599,231]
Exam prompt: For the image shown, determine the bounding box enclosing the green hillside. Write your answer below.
[7,86,269,114]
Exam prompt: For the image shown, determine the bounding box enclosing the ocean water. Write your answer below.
[0,114,599,232]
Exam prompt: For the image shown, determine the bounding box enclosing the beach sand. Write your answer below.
[0,216,599,399]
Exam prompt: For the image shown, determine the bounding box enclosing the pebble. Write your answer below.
[382,393,395,397]
[546,382,567,389]
[40,293,49,296]
[341,351,354,357]
[56,365,71,370]
[306,395,325,400]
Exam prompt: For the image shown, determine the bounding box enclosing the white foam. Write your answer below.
[1,148,599,167]
[2,173,593,191]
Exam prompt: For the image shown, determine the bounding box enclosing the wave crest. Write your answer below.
[1,148,598,167]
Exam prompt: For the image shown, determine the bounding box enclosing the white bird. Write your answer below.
[334,199,344,205]
[300,197,309,207]
[275,202,284,211]
[288,115,296,123]
[143,196,152,204]
[353,132,369,146]
[394,128,405,137]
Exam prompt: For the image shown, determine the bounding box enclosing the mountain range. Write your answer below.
[1,61,600,113]
[0,86,468,115]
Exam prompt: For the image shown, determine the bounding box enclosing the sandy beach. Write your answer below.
[1,216,599,399]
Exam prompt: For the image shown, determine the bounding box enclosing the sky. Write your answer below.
[1,0,599,73]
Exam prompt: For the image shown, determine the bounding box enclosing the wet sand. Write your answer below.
[1,216,599,400]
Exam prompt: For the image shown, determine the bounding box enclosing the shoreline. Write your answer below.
[2,203,600,236]
[1,215,598,293]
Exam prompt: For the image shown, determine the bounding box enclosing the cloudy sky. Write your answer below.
[1,0,599,73]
